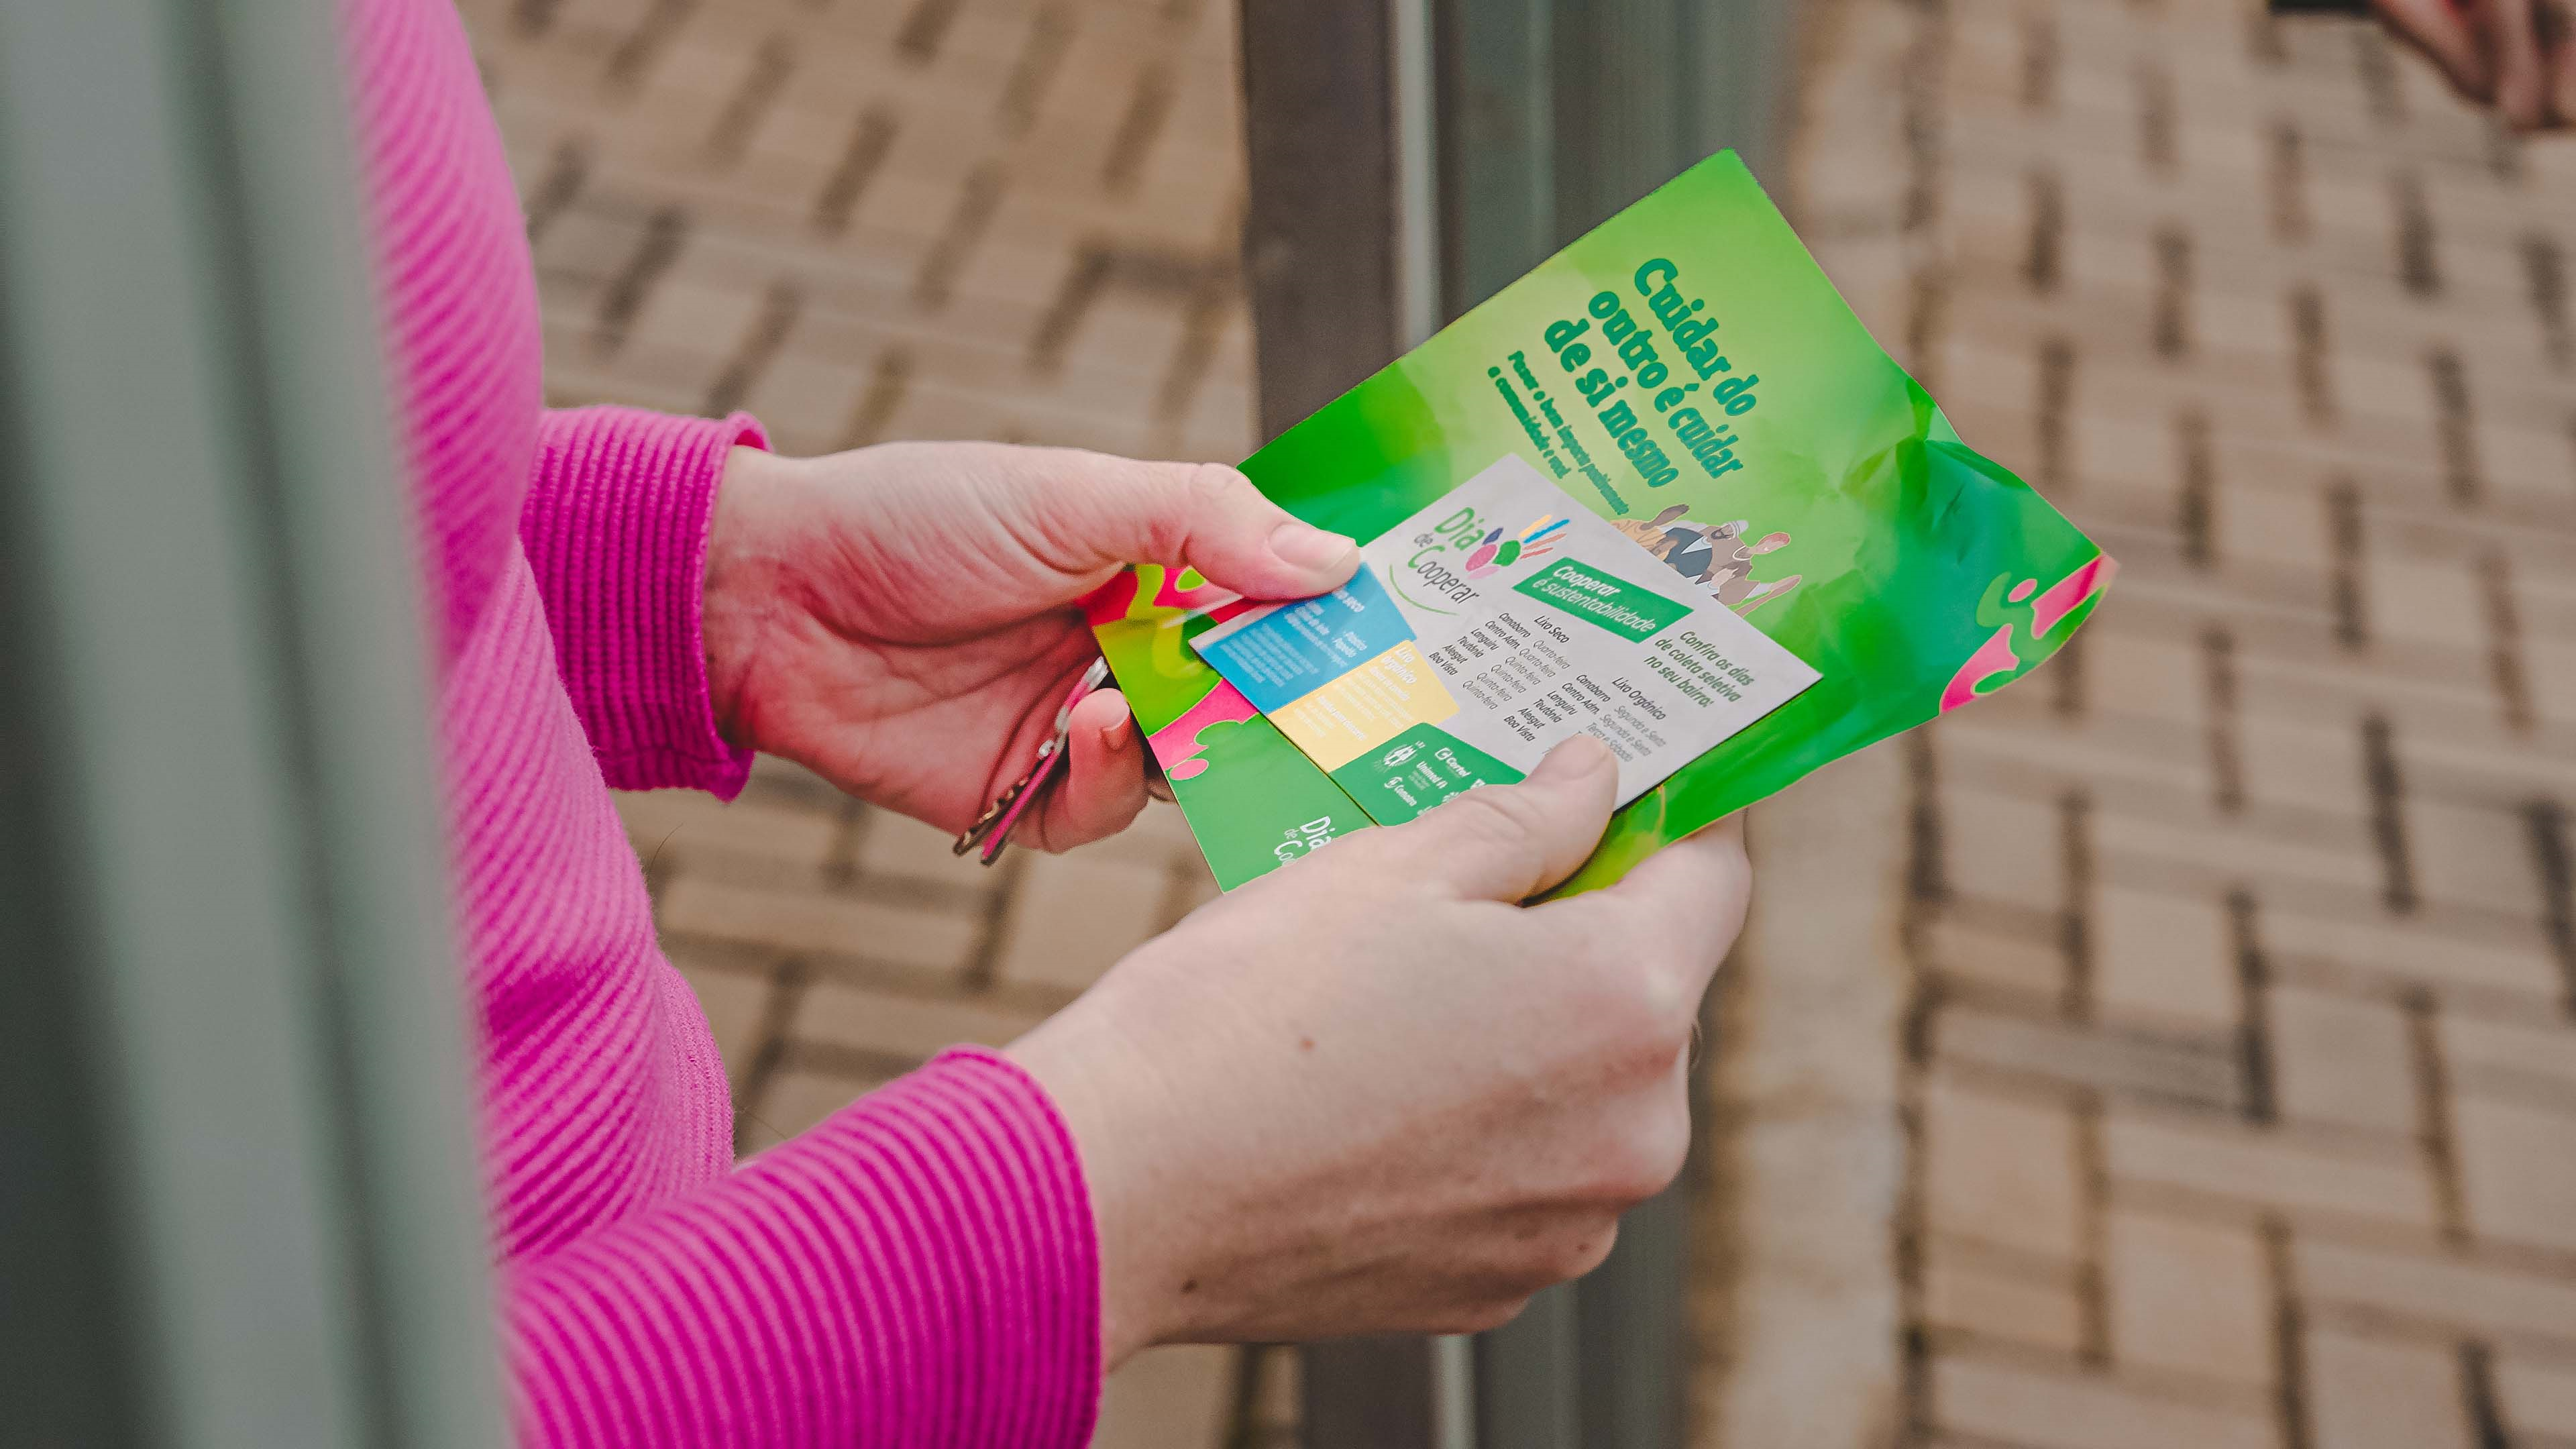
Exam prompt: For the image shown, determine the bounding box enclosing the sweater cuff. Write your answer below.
[522,406,765,799]
[504,1046,1103,1448]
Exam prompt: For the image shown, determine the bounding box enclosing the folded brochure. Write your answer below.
[1087,150,2112,896]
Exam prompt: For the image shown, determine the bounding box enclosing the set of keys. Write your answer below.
[953,657,1114,865]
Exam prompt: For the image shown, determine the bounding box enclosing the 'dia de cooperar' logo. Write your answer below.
[1462,515,1570,578]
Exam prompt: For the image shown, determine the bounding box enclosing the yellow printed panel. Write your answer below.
[1267,641,1460,770]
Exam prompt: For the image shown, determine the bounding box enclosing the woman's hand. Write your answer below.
[1006,736,1752,1362]
[2374,0,2576,129]
[702,443,1358,849]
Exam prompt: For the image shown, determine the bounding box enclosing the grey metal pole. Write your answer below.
[0,0,506,1444]
[1238,4,1807,1444]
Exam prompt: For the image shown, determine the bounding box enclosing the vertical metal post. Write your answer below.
[1391,0,1444,352]
[0,0,506,1444]
[1434,0,1554,315]
[1238,0,1402,437]
[1548,0,1690,238]
[1239,4,1451,1444]
[1243,4,1807,1444]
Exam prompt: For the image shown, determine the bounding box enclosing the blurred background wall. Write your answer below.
[456,0,2576,1445]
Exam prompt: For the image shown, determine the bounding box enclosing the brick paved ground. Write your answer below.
[1754,0,2576,1445]
[470,0,2576,1444]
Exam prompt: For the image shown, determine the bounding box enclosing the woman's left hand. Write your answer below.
[700,441,1358,850]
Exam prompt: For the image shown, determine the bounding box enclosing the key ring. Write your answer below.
[953,657,1112,864]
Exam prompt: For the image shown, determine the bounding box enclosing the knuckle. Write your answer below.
[1602,1102,1692,1204]
[1183,461,1254,519]
[1622,953,1696,1036]
[1562,951,1693,1077]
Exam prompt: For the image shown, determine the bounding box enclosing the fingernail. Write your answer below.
[1529,733,1615,783]
[1099,707,1133,749]
[1269,521,1358,574]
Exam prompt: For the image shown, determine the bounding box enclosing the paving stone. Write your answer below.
[2102,1108,2439,1229]
[2219,474,2332,574]
[1929,916,2072,1002]
[2103,1208,2271,1387]
[1926,1074,2086,1260]
[851,808,1010,894]
[2261,906,2561,1002]
[1925,1244,2088,1354]
[657,875,983,977]
[2269,985,2419,1136]
[1942,787,2069,914]
[2304,1330,2473,1449]
[2088,632,2204,727]
[992,849,1171,994]
[2495,1352,2576,1442]
[1931,1352,2273,1449]
[2093,806,2381,898]
[2367,557,2487,651]
[2235,714,2372,818]
[794,981,1044,1065]
[2409,797,2542,918]
[2294,1235,2576,1349]
[2095,885,2241,1032]
[2452,1093,2576,1255]
[615,788,843,873]
[1093,1344,1236,1449]
[2440,1013,2576,1108]
[1933,1002,2243,1112]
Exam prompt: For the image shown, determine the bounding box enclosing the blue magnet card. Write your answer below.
[1188,565,1417,714]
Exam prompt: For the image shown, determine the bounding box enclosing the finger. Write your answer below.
[2376,0,2495,97]
[1028,688,1149,851]
[1371,735,1620,902]
[2546,1,2576,122]
[2485,0,2553,127]
[1006,449,1360,600]
[1587,814,1752,996]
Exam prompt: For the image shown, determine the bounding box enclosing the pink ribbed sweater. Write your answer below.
[345,1,1100,1443]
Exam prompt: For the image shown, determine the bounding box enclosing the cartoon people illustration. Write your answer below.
[1705,530,1788,599]
[1664,519,1750,584]
[1614,502,1801,615]
[1727,573,1801,616]
[1613,502,1739,582]
[1613,504,1691,555]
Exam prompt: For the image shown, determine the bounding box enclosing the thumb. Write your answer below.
[1022,450,1360,600]
[2486,0,2553,128]
[2375,0,2493,99]
[1376,735,1621,902]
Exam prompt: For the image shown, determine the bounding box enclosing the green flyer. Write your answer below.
[1087,151,2111,896]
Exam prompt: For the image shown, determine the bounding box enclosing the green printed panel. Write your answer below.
[1093,566,1377,890]
[1511,559,1693,642]
[1162,711,1372,888]
[1328,722,1525,824]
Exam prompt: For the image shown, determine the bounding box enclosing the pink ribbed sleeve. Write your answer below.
[504,1049,1101,1448]
[521,405,763,799]
[339,0,1108,1443]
